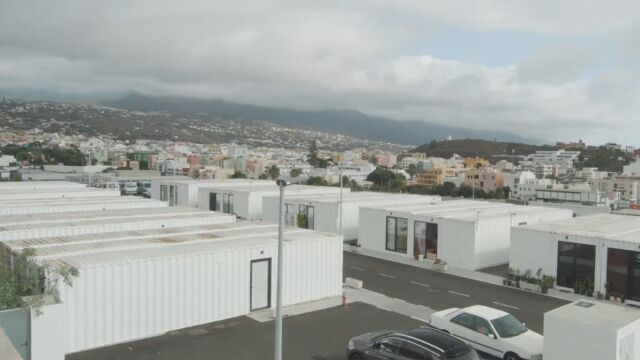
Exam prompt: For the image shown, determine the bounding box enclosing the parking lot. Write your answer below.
[67,302,426,360]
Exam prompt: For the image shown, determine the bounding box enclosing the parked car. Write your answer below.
[120,182,138,195]
[347,327,480,360]
[429,305,543,360]
[137,181,151,197]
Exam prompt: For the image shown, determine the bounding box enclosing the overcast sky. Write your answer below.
[1,1,639,145]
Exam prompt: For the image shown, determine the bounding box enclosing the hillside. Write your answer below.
[104,94,540,146]
[411,139,557,158]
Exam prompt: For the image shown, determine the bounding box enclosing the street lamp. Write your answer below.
[274,178,290,360]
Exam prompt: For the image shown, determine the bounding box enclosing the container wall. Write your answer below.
[544,310,617,360]
[438,219,475,269]
[358,208,389,253]
[60,235,342,353]
[509,228,558,277]
[472,217,510,270]
[261,196,280,224]
[617,320,640,360]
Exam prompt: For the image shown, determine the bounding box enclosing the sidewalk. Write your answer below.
[344,244,621,306]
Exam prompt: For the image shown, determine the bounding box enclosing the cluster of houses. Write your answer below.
[1,178,639,359]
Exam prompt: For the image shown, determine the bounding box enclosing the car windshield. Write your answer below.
[491,314,527,338]
[450,348,481,360]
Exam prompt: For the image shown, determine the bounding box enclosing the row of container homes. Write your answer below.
[0,183,343,358]
[151,179,274,207]
[358,200,573,271]
[262,192,441,241]
[510,213,640,305]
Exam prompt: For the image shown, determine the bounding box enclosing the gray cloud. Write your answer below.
[1,0,640,144]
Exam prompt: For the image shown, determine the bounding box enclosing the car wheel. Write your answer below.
[503,352,521,360]
[350,353,364,360]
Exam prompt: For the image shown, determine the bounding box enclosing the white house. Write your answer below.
[510,214,640,304]
[544,301,640,360]
[198,184,349,220]
[358,200,572,270]
[262,192,441,240]
[151,179,273,207]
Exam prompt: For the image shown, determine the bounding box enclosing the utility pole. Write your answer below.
[339,166,343,236]
[274,179,289,360]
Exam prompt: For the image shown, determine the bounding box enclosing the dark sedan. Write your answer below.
[347,327,480,360]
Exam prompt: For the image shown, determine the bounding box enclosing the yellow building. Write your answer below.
[464,157,490,169]
[417,168,458,187]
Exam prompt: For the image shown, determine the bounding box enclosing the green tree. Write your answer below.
[297,213,308,229]
[437,182,457,196]
[258,173,269,180]
[366,167,406,192]
[406,164,417,178]
[268,165,280,180]
[494,187,506,200]
[306,176,328,186]
[138,160,149,170]
[230,170,248,179]
[290,168,303,178]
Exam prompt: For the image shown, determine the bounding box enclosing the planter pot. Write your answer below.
[432,263,448,272]
[520,282,541,292]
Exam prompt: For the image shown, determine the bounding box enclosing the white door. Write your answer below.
[250,259,271,311]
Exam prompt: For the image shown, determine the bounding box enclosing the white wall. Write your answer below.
[30,302,66,360]
[544,308,617,360]
[58,234,342,353]
[617,319,640,360]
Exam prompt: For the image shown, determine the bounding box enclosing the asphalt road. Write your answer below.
[67,302,425,360]
[344,251,569,333]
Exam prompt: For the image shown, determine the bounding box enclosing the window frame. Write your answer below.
[386,216,408,253]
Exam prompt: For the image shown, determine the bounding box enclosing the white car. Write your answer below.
[430,305,543,360]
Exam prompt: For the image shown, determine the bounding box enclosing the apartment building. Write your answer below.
[594,175,640,202]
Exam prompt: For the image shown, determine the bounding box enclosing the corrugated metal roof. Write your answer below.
[517,213,640,243]
[362,199,569,222]
[13,222,337,268]
[0,207,226,230]
[264,191,440,205]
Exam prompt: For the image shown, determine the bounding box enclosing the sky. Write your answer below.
[1,0,639,145]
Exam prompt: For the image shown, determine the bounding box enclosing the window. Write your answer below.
[386,217,408,253]
[377,338,402,355]
[607,248,640,302]
[285,204,296,226]
[298,205,314,229]
[557,241,596,289]
[452,313,475,330]
[160,185,168,201]
[415,221,438,258]
[168,185,177,206]
[222,193,234,214]
[491,314,526,338]
[400,341,433,359]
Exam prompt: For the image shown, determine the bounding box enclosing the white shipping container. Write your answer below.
[510,214,640,299]
[0,208,235,242]
[151,179,274,207]
[544,301,640,360]
[198,184,350,220]
[0,181,86,190]
[2,188,121,200]
[262,192,441,240]
[358,200,572,270]
[28,223,343,353]
[0,197,167,216]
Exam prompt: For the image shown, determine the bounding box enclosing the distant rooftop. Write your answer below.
[362,199,570,222]
[265,191,439,205]
[517,213,640,243]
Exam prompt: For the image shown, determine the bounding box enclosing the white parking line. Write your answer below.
[349,266,366,271]
[410,281,430,288]
[448,290,471,298]
[410,316,429,322]
[493,301,520,310]
[377,272,396,279]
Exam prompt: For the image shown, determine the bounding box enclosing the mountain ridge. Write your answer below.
[104,93,542,146]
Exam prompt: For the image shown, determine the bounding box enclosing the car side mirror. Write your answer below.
[488,333,496,339]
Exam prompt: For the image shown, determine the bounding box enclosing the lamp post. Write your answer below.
[274,178,289,360]
[339,166,343,236]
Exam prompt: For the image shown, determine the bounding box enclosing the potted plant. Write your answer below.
[520,270,541,292]
[540,275,555,294]
[604,282,611,301]
[432,258,448,271]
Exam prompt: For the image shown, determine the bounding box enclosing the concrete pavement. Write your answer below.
[344,251,569,333]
